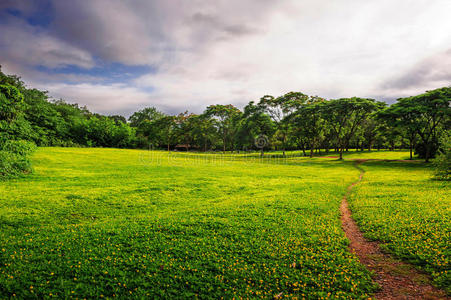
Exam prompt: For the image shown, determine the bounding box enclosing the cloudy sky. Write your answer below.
[1,0,450,116]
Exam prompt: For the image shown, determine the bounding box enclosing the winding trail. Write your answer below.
[340,160,448,299]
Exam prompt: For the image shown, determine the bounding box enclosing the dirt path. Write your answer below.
[340,160,448,299]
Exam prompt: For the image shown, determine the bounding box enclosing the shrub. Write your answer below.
[433,132,450,180]
[0,140,36,177]
[1,139,36,156]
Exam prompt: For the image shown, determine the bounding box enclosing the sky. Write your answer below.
[1,0,450,117]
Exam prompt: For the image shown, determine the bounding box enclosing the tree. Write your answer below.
[433,131,450,180]
[380,99,419,159]
[204,104,241,152]
[129,107,164,128]
[410,88,450,162]
[0,84,24,122]
[291,98,326,158]
[108,115,127,124]
[235,101,275,153]
[360,117,380,152]
[258,92,308,156]
[186,114,217,151]
[152,115,178,151]
[323,97,382,160]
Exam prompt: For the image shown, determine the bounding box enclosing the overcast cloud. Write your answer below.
[1,0,450,115]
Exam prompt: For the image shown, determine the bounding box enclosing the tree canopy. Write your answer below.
[0,67,449,162]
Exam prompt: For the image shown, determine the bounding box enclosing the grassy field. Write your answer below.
[0,148,448,298]
[348,160,451,292]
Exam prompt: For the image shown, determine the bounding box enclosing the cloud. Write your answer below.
[381,49,451,97]
[42,83,160,116]
[1,0,451,115]
[0,15,94,70]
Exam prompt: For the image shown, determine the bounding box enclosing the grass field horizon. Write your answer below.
[1,147,449,298]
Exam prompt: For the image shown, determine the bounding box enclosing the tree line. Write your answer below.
[1,67,449,165]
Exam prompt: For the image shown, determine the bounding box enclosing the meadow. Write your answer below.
[348,160,450,292]
[0,148,448,298]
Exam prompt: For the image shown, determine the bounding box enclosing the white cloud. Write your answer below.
[41,83,159,116]
[1,0,451,115]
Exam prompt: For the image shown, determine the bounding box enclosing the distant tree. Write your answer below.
[204,104,242,152]
[380,99,420,159]
[258,92,308,156]
[0,84,24,122]
[108,115,127,124]
[128,107,164,128]
[235,101,275,152]
[0,65,25,91]
[433,131,450,180]
[128,107,165,147]
[410,88,450,162]
[291,97,326,158]
[152,115,178,151]
[323,97,382,160]
[360,117,380,152]
[186,114,218,151]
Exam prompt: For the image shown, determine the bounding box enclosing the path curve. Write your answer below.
[340,160,448,299]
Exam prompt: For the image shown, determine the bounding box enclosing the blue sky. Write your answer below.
[1,0,450,116]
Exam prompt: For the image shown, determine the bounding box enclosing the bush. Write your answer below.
[0,140,36,177]
[1,139,36,156]
[433,132,450,180]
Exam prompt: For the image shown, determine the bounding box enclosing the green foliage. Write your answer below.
[0,140,36,177]
[257,92,308,155]
[291,99,326,157]
[0,82,36,177]
[0,84,24,122]
[0,68,449,158]
[322,98,383,159]
[236,101,275,150]
[1,139,36,156]
[383,87,451,161]
[204,104,242,152]
[129,107,165,127]
[433,131,451,180]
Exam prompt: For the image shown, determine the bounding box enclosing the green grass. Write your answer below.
[0,148,447,298]
[348,160,451,292]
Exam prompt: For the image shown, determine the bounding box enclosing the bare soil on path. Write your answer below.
[340,160,448,299]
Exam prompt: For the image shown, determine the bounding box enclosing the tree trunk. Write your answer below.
[310,144,314,158]
[339,147,343,160]
[409,141,413,160]
[425,143,430,163]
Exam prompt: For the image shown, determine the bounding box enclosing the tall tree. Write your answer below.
[410,88,450,162]
[291,97,326,158]
[129,107,164,128]
[235,101,275,153]
[380,99,420,159]
[152,115,177,151]
[258,92,308,156]
[204,104,241,152]
[323,97,382,160]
